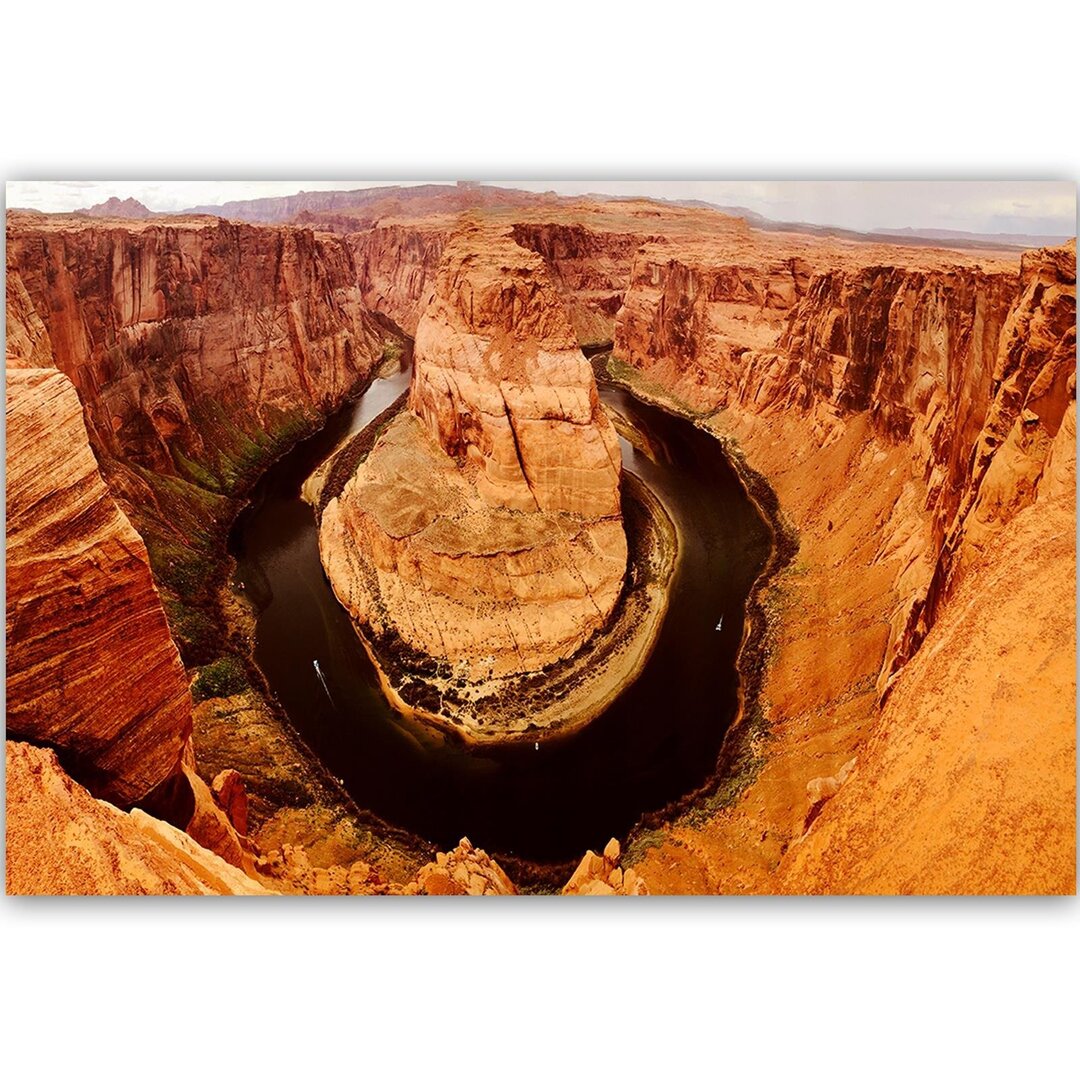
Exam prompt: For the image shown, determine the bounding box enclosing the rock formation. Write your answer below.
[409,837,517,896]
[78,196,154,219]
[778,490,1076,894]
[318,220,640,737]
[5,742,271,896]
[5,368,192,806]
[900,242,1077,664]
[349,223,447,336]
[6,213,385,491]
[509,221,641,346]
[5,188,1074,895]
[562,838,649,896]
[6,367,258,881]
[612,236,1077,690]
[6,210,391,669]
[610,235,1075,895]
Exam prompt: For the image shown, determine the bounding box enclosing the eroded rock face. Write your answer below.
[615,239,811,407]
[320,222,628,712]
[778,489,1076,895]
[5,742,271,896]
[5,368,192,807]
[409,222,623,517]
[6,213,386,493]
[614,237,1075,692]
[510,221,642,346]
[349,223,447,336]
[906,243,1077,650]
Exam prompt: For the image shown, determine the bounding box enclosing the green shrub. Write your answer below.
[191,656,249,702]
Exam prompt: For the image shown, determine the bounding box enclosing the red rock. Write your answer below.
[319,221,629,724]
[5,368,192,806]
[211,768,249,835]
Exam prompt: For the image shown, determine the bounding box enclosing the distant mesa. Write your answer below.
[77,195,154,219]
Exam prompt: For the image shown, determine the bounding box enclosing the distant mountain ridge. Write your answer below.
[875,225,1073,249]
[54,184,1077,252]
[77,196,154,219]
[177,183,549,224]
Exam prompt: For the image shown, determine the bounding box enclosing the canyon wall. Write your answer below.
[5,193,1074,894]
[6,214,386,490]
[349,223,447,336]
[509,222,642,346]
[615,239,812,405]
[6,212,391,661]
[5,368,192,806]
[778,479,1076,894]
[349,214,643,348]
[904,243,1077,664]
[614,237,1075,895]
[613,240,1076,687]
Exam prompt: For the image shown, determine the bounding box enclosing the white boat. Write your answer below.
[313,659,333,703]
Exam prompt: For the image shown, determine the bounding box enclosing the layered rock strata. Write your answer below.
[613,240,1076,689]
[611,240,1075,895]
[6,213,385,489]
[5,368,192,806]
[319,222,674,738]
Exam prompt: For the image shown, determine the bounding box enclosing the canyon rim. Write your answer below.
[4,179,1076,896]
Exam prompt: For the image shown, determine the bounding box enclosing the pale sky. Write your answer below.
[5,179,1076,237]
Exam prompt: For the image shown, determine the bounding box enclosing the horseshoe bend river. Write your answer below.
[229,363,773,866]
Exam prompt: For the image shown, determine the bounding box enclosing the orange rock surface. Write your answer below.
[4,188,1075,895]
[5,368,192,806]
[5,211,387,521]
[613,240,1074,895]
[5,742,272,896]
[779,490,1076,894]
[319,221,629,715]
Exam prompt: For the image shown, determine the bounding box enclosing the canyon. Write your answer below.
[4,187,1075,895]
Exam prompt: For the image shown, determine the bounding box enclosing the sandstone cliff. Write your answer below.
[6,190,1074,895]
[6,213,385,489]
[899,242,1077,670]
[612,237,1074,895]
[509,221,642,346]
[778,488,1076,894]
[5,368,192,806]
[349,222,446,336]
[612,237,1075,690]
[319,221,634,735]
[6,211,391,662]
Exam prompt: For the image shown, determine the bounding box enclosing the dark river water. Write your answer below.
[229,362,771,865]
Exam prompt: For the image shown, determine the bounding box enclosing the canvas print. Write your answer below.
[4,179,1076,895]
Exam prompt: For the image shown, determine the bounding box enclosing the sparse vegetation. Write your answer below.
[191,656,249,702]
[162,597,218,664]
[381,338,404,365]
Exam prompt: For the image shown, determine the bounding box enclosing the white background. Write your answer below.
[2,2,1077,1077]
